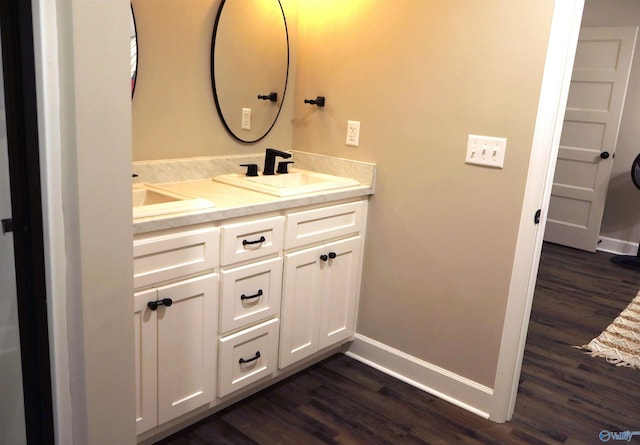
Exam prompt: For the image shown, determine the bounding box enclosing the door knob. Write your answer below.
[1,218,12,234]
[600,151,610,159]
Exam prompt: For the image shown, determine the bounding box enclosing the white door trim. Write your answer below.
[31,1,73,443]
[490,0,585,422]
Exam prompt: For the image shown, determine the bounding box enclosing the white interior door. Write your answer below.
[0,34,27,444]
[545,26,637,251]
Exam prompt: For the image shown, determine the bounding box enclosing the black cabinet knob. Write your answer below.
[600,151,610,159]
[321,252,336,262]
[147,298,173,311]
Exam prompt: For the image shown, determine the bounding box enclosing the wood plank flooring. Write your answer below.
[157,242,640,444]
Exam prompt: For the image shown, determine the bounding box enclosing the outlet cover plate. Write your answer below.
[465,134,506,168]
[241,108,251,130]
[346,120,360,147]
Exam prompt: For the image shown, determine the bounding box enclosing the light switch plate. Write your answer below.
[465,134,506,168]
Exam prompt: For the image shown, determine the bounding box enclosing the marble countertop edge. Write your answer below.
[133,182,373,234]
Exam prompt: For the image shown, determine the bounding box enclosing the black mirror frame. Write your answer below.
[210,0,290,144]
[130,3,138,99]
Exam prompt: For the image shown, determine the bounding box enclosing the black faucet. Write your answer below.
[263,148,292,175]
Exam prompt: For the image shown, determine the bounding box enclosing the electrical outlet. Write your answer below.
[346,120,360,147]
[241,108,251,130]
[465,134,506,168]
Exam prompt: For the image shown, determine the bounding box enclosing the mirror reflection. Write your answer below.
[211,0,289,143]
[130,4,137,98]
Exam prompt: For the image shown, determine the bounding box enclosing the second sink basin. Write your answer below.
[213,169,360,197]
[133,184,215,219]
[133,188,184,206]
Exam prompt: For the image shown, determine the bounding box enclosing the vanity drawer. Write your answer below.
[220,216,284,266]
[218,318,279,398]
[133,225,220,290]
[219,257,283,335]
[285,201,365,250]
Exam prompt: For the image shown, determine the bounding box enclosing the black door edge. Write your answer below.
[0,0,55,443]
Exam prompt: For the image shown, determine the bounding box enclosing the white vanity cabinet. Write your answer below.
[133,196,370,440]
[133,225,219,435]
[279,201,366,369]
[217,216,284,397]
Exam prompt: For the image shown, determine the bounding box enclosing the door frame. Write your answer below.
[0,0,54,443]
[490,0,585,422]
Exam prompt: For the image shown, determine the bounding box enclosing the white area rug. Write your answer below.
[578,290,640,369]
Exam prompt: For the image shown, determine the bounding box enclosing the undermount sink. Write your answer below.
[213,168,360,197]
[132,184,215,219]
[133,188,182,206]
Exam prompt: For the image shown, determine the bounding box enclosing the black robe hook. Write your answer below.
[304,96,325,107]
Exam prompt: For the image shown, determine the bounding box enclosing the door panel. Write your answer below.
[156,274,217,424]
[545,27,637,251]
[279,245,323,369]
[318,237,361,350]
[0,37,26,444]
[134,288,157,435]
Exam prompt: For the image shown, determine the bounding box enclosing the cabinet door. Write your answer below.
[279,245,324,369]
[155,273,218,424]
[134,288,158,435]
[318,236,362,350]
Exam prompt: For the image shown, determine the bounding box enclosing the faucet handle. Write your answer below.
[276,161,294,174]
[240,163,259,177]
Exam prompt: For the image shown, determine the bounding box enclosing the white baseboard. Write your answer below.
[597,236,639,256]
[346,334,493,419]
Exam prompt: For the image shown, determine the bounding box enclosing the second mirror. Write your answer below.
[211,0,289,143]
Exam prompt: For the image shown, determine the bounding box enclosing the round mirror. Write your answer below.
[211,0,289,143]
[130,3,137,98]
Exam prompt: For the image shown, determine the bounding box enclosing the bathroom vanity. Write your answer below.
[132,151,375,442]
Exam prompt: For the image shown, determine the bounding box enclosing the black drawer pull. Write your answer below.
[241,289,263,300]
[239,351,261,364]
[242,236,266,246]
[320,252,337,262]
[147,298,173,311]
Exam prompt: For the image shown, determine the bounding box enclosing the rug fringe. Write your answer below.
[574,344,640,369]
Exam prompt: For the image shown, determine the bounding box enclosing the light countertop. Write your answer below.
[133,179,373,234]
[132,151,376,234]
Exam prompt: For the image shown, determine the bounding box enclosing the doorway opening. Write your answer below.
[0,1,54,444]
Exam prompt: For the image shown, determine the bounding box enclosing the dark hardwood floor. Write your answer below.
[157,242,640,444]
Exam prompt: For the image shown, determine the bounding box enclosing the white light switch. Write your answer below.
[465,134,506,168]
[241,108,251,130]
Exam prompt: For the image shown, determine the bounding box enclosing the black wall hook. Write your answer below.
[304,96,325,107]
[258,92,277,102]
